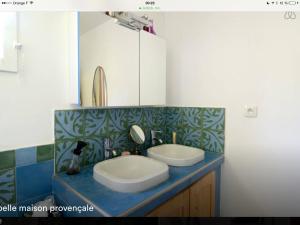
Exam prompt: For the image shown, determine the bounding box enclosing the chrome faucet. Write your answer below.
[104,138,117,159]
[151,130,163,146]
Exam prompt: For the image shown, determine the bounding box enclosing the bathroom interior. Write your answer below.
[0,11,299,217]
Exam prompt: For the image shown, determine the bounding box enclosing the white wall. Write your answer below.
[0,12,75,151]
[79,12,111,35]
[165,12,300,216]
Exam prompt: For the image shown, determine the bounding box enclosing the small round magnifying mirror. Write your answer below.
[130,125,145,145]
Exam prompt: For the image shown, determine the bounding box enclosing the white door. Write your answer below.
[140,30,166,106]
[80,19,140,107]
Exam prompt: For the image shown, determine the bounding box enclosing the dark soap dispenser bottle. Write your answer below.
[67,141,88,175]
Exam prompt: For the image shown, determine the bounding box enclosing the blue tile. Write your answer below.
[53,181,102,217]
[16,193,50,217]
[53,175,111,217]
[17,193,50,208]
[0,168,16,205]
[16,160,54,203]
[54,152,223,216]
[15,147,37,167]
[0,205,19,217]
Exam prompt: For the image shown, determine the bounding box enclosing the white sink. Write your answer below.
[147,144,205,167]
[93,155,169,193]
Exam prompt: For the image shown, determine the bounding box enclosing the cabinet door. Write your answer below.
[140,31,166,106]
[147,189,190,217]
[190,171,216,217]
[80,19,140,107]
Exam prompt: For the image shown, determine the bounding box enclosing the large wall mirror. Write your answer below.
[79,12,166,107]
[0,12,18,73]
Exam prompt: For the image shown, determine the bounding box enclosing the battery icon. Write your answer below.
[287,1,298,5]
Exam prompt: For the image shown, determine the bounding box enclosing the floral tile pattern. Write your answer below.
[0,150,15,170]
[36,144,55,162]
[166,107,225,153]
[55,107,166,173]
[55,106,225,173]
[0,168,16,206]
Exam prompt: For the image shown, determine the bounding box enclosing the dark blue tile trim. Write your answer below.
[53,179,104,217]
[16,160,54,203]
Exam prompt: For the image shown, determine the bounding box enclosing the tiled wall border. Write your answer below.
[0,144,54,213]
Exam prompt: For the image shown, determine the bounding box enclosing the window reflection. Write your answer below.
[0,12,17,72]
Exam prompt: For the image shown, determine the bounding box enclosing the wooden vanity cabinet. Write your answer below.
[190,171,215,217]
[147,189,190,217]
[147,171,215,217]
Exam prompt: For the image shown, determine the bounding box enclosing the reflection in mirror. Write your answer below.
[130,125,145,145]
[79,12,141,107]
[79,12,162,107]
[92,66,108,107]
[0,12,18,72]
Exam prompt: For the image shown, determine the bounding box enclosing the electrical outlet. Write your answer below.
[244,105,257,118]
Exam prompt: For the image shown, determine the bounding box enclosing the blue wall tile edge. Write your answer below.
[53,178,104,217]
[0,144,54,208]
[16,160,54,204]
[15,147,37,167]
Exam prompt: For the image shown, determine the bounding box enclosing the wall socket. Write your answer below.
[244,105,257,118]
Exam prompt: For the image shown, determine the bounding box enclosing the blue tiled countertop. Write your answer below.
[53,152,224,217]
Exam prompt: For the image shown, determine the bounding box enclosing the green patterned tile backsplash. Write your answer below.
[166,107,225,153]
[55,106,225,173]
[55,107,166,173]
[0,168,16,205]
[37,144,54,162]
[0,150,15,170]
